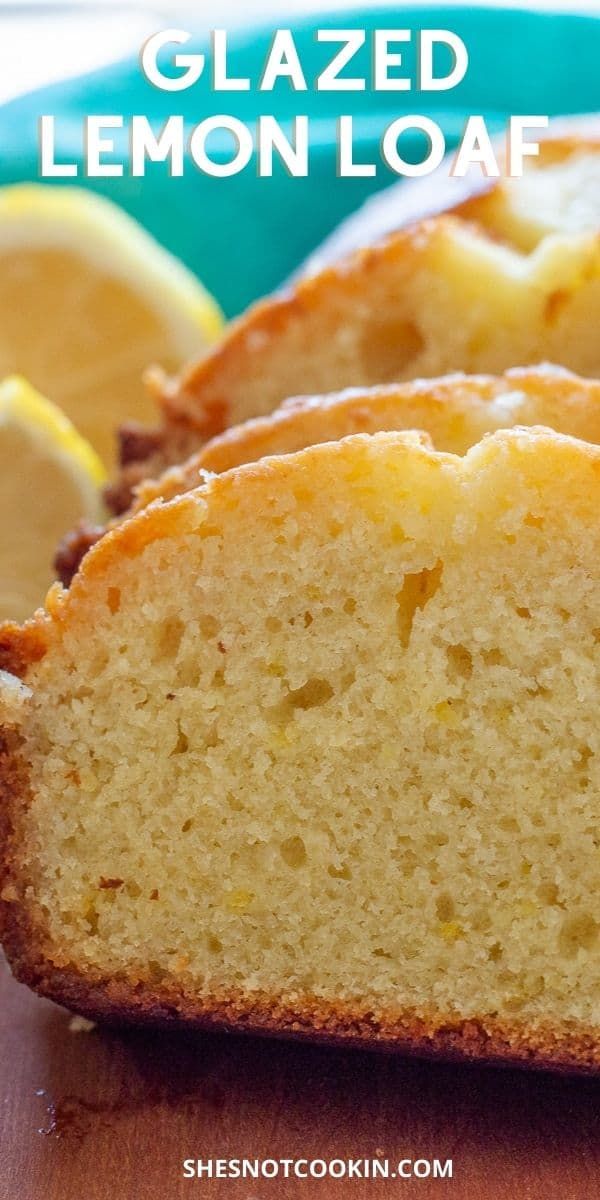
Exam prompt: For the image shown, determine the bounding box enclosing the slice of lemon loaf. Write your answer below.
[56,366,600,583]
[2,427,600,1071]
[133,366,600,511]
[115,214,600,510]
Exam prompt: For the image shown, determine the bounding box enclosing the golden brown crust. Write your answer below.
[66,367,499,576]
[107,414,205,514]
[140,221,452,441]
[134,365,600,509]
[3,923,599,1074]
[2,818,599,1074]
[0,726,44,987]
[60,365,600,581]
[0,617,49,678]
[159,216,600,444]
[54,521,104,589]
[104,218,462,512]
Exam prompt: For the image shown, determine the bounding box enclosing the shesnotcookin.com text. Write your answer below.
[182,1156,453,1181]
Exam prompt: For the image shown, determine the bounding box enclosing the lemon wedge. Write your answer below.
[0,376,106,622]
[0,185,223,467]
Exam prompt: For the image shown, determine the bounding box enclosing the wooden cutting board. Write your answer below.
[2,956,600,1200]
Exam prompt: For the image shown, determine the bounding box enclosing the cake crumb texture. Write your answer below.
[2,427,600,1069]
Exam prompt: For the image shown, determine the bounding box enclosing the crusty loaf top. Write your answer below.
[56,366,600,587]
[105,218,600,516]
[132,366,600,511]
[5,422,600,689]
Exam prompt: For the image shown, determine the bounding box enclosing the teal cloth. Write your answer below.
[0,6,597,316]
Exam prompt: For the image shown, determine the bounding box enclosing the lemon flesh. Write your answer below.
[0,186,223,467]
[0,376,105,622]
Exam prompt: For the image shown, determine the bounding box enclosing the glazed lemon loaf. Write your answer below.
[56,366,600,583]
[132,367,600,511]
[2,427,600,1070]
[114,214,600,510]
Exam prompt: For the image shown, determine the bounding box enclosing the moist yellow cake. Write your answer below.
[56,366,600,583]
[113,213,600,510]
[2,426,600,1071]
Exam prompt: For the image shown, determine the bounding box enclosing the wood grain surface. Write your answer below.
[2,955,600,1200]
